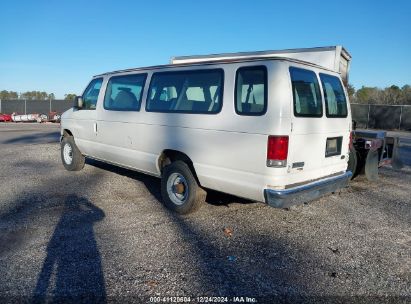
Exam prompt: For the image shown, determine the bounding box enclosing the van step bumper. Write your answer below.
[264,171,352,208]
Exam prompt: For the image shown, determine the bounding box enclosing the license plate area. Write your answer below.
[325,137,342,157]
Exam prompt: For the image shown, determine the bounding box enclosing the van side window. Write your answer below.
[146,69,223,114]
[235,66,267,115]
[289,67,322,117]
[104,74,147,111]
[82,78,103,110]
[319,73,348,117]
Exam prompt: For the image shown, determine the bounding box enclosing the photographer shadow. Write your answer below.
[32,194,106,303]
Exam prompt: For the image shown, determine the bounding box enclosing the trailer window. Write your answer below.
[319,73,348,117]
[146,69,223,114]
[235,66,267,115]
[289,67,322,117]
[104,74,147,111]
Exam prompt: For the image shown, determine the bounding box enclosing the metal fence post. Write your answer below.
[0,99,2,113]
[49,99,52,113]
[399,105,403,130]
[24,99,27,115]
[366,104,371,129]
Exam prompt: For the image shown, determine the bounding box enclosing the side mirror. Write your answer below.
[74,96,84,109]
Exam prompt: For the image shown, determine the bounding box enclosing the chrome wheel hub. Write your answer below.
[63,143,73,165]
[166,173,188,205]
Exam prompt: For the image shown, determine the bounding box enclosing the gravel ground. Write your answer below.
[0,123,410,303]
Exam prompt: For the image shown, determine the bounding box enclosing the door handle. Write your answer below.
[93,122,97,134]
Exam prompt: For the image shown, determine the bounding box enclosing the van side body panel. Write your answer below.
[61,59,350,204]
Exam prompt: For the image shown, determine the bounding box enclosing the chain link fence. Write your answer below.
[2,100,410,131]
[351,103,411,131]
[0,99,73,115]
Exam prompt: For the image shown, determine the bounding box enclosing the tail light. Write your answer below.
[267,136,289,167]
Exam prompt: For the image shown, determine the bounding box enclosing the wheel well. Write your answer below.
[63,129,73,137]
[158,150,200,183]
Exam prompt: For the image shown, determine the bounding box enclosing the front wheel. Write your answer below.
[161,161,206,214]
[60,136,85,171]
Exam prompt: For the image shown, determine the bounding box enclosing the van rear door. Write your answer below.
[287,66,350,183]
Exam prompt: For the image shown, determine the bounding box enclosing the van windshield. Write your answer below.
[319,73,348,117]
[289,67,322,117]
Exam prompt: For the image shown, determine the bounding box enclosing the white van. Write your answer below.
[60,46,352,214]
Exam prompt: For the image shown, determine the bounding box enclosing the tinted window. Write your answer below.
[82,78,103,110]
[319,73,348,117]
[289,67,322,117]
[235,66,267,115]
[104,74,147,111]
[146,69,223,113]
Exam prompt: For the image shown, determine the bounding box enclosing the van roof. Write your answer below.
[171,46,351,65]
[94,56,337,78]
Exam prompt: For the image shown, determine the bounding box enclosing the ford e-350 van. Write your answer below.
[60,46,352,214]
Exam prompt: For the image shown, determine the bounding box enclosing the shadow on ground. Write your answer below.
[86,159,254,208]
[0,164,107,302]
[32,194,106,303]
[0,131,60,145]
[86,159,329,299]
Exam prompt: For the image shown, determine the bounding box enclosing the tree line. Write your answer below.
[0,90,77,101]
[2,84,411,105]
[348,84,411,105]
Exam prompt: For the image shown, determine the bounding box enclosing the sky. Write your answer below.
[1,0,410,98]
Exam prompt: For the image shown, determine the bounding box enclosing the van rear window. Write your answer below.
[289,67,322,117]
[146,69,223,114]
[319,73,348,117]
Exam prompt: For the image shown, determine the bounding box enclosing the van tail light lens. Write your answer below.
[267,136,289,167]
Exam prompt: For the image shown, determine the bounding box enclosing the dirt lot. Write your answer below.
[0,123,410,303]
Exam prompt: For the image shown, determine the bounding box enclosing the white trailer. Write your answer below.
[171,45,352,86]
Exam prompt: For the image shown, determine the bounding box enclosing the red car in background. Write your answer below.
[0,113,12,122]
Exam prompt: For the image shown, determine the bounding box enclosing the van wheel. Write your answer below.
[61,136,85,171]
[347,146,359,179]
[161,161,206,214]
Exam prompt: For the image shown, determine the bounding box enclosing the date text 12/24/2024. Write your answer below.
[149,296,258,303]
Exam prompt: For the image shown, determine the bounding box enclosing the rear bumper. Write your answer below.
[264,171,352,208]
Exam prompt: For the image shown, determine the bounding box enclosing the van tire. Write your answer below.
[161,161,206,214]
[61,136,85,171]
[347,147,359,179]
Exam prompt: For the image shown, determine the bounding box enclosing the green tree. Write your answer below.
[0,90,10,100]
[355,86,379,104]
[64,94,77,101]
[20,91,52,100]
[0,90,18,100]
[380,85,402,105]
[400,85,411,105]
[9,91,18,99]
[347,84,355,101]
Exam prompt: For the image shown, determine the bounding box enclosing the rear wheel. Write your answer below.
[347,146,359,179]
[61,136,85,171]
[161,161,206,214]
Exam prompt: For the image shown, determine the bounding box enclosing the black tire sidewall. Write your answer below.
[61,136,84,171]
[161,161,202,214]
